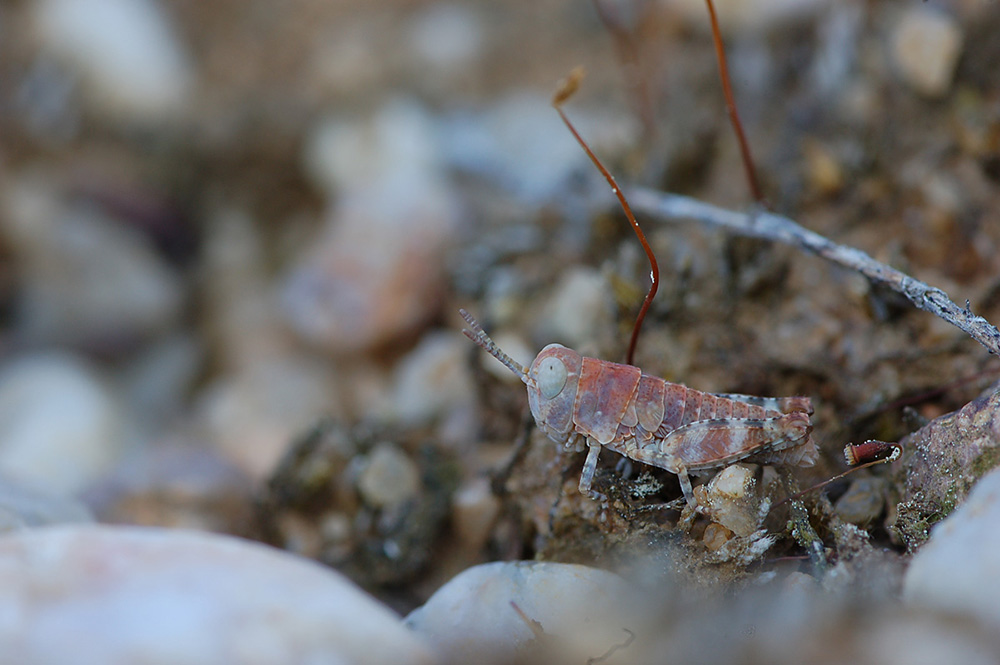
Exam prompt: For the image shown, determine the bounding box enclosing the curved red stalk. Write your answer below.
[704,0,767,207]
[552,70,660,366]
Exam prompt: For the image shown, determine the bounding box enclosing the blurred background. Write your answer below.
[0,0,998,606]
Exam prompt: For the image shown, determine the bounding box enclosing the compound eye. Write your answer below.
[536,357,567,399]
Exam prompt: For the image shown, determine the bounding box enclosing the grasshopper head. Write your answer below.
[460,310,581,441]
[525,344,582,440]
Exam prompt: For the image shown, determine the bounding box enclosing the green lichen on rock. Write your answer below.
[889,384,1000,551]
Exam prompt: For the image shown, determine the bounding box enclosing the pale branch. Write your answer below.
[627,186,1000,357]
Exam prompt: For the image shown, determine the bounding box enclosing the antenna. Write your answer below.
[459,309,529,384]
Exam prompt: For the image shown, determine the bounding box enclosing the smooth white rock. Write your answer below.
[538,267,614,349]
[0,353,128,495]
[451,477,500,551]
[302,98,443,198]
[356,442,421,510]
[31,0,194,123]
[406,561,639,665]
[890,7,963,98]
[904,465,1000,626]
[199,208,295,371]
[406,4,484,74]
[443,93,635,205]
[382,331,475,426]
[287,99,459,352]
[0,525,434,665]
[197,357,337,480]
[698,463,766,538]
[2,177,183,346]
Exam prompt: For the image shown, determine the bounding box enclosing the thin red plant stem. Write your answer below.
[590,0,656,139]
[553,98,660,366]
[771,451,900,509]
[704,0,766,207]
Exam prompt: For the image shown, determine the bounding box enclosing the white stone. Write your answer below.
[383,332,475,426]
[287,99,459,352]
[197,357,337,480]
[1,177,183,346]
[357,442,421,509]
[407,4,484,73]
[0,353,128,495]
[538,267,614,349]
[452,477,500,551]
[694,465,769,539]
[0,525,434,664]
[31,0,194,123]
[199,208,293,371]
[302,98,442,198]
[442,93,636,205]
[406,561,638,665]
[859,613,999,665]
[904,466,1000,626]
[891,8,963,98]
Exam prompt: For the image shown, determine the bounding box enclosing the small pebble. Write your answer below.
[452,477,501,551]
[802,138,845,196]
[30,0,194,123]
[302,98,442,198]
[357,442,421,510]
[698,464,765,538]
[890,7,963,98]
[442,93,635,204]
[406,4,484,75]
[383,332,475,426]
[834,476,886,526]
[1,177,184,347]
[703,522,734,552]
[0,353,128,495]
[538,267,613,349]
[0,525,435,664]
[286,100,459,352]
[891,386,1000,550]
[197,357,337,480]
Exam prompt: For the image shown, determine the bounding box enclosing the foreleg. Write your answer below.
[577,439,607,502]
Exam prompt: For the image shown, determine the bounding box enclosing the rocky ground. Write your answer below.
[0,0,999,662]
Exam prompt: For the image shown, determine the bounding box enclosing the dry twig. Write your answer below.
[627,187,1000,357]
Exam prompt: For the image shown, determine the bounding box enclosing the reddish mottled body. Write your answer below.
[529,351,816,505]
[460,310,817,510]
